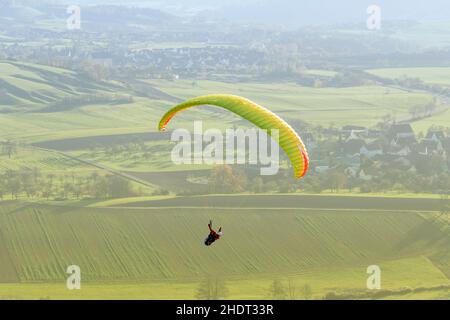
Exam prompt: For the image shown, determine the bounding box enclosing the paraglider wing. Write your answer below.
[158,94,309,178]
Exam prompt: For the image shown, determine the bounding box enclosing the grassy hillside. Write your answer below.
[413,108,450,133]
[0,60,176,142]
[116,194,446,212]
[366,66,450,132]
[0,61,116,109]
[0,61,432,142]
[0,146,94,173]
[146,79,434,127]
[0,61,438,145]
[0,201,448,283]
[0,255,448,300]
[367,67,450,88]
[0,200,448,299]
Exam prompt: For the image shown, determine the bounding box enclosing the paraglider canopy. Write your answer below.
[158,94,309,178]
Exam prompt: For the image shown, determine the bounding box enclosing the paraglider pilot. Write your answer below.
[204,220,222,246]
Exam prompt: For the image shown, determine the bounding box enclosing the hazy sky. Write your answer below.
[57,0,450,28]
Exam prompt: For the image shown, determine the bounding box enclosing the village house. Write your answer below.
[360,141,383,158]
[425,130,445,141]
[341,125,369,139]
[342,137,365,156]
[336,122,448,179]
[388,123,415,140]
[419,138,443,154]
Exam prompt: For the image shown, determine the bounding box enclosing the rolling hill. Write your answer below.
[0,61,119,111]
[0,201,448,285]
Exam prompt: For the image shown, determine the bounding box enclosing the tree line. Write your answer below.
[184,164,450,196]
[195,277,313,300]
[0,169,136,200]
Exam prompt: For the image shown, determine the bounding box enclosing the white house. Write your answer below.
[360,142,383,158]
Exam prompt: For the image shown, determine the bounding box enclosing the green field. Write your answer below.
[0,256,448,300]
[114,194,445,212]
[0,199,448,299]
[337,21,450,49]
[389,21,450,48]
[0,60,174,142]
[146,79,434,127]
[0,60,109,109]
[0,60,439,147]
[367,67,450,88]
[0,146,93,173]
[1,59,449,300]
[413,108,450,133]
[0,60,435,184]
[366,66,450,132]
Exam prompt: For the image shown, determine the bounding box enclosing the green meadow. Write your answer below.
[0,60,449,300]
[0,200,448,299]
[0,60,437,144]
[367,67,450,88]
[413,108,450,133]
[0,256,448,300]
[365,66,450,132]
[146,79,434,127]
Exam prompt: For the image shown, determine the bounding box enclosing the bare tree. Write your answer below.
[196,277,229,300]
[1,140,17,159]
[287,279,297,299]
[268,279,287,300]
